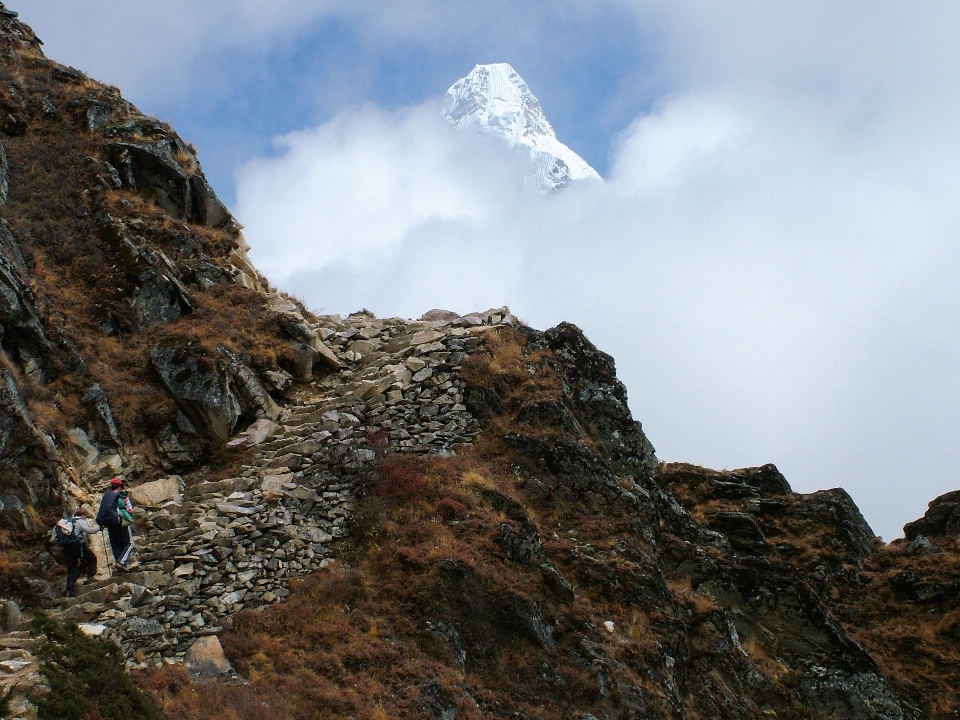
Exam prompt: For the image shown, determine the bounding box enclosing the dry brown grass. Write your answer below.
[841,542,960,719]
[142,437,673,718]
[173,147,199,177]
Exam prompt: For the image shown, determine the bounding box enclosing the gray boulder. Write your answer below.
[0,138,8,203]
[80,383,123,451]
[129,269,192,330]
[218,346,280,420]
[151,343,241,443]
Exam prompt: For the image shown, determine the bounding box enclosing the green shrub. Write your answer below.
[28,611,161,720]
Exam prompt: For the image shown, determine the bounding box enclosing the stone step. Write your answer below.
[185,477,252,498]
[278,422,326,437]
[55,582,123,609]
[288,404,320,415]
[142,526,192,544]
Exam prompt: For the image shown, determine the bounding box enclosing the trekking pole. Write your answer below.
[101,528,113,579]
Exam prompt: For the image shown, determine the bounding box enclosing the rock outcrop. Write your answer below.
[903,489,960,539]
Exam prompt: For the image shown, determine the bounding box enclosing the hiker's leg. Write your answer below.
[64,545,81,596]
[81,545,97,580]
[117,527,133,566]
[107,525,126,562]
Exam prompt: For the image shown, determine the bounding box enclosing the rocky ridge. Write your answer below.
[0,5,955,720]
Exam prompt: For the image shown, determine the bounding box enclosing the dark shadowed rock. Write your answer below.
[795,488,876,562]
[151,343,241,443]
[0,366,59,527]
[109,141,191,219]
[539,322,657,479]
[108,139,233,228]
[903,489,960,539]
[708,511,766,550]
[129,269,192,329]
[737,463,792,495]
[189,172,231,228]
[0,227,83,383]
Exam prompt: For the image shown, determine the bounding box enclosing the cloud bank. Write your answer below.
[237,81,960,541]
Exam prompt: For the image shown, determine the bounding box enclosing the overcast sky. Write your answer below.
[22,1,960,540]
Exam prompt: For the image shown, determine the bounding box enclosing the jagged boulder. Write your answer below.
[151,343,242,444]
[903,489,960,539]
[107,139,231,229]
[151,341,282,453]
[218,346,280,420]
[80,383,122,451]
[794,488,877,562]
[538,322,658,480]
[274,311,340,379]
[735,463,791,495]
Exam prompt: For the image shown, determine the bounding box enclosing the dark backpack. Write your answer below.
[97,490,121,527]
[53,518,81,546]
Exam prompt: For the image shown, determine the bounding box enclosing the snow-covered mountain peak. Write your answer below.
[443,63,601,192]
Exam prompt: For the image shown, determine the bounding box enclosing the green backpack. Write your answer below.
[116,490,134,527]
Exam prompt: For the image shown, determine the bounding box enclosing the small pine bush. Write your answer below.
[28,611,161,720]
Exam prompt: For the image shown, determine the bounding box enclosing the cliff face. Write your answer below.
[0,5,956,720]
[0,4,322,539]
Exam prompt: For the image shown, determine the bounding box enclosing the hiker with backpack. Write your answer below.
[96,477,135,568]
[55,505,99,597]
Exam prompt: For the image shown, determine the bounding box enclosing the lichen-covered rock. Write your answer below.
[129,268,192,329]
[538,322,658,480]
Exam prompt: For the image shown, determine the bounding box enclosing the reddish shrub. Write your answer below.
[377,462,426,499]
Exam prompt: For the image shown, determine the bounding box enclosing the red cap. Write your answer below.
[110,477,123,488]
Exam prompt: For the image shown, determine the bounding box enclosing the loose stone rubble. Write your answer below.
[0,306,515,680]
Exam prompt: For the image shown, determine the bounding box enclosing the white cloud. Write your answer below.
[236,81,960,541]
[240,104,527,281]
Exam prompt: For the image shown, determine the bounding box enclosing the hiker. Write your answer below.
[96,477,134,568]
[55,505,99,597]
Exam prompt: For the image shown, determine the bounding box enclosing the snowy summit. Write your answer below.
[443,63,601,192]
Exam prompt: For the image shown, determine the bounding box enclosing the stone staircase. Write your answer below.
[0,306,514,714]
